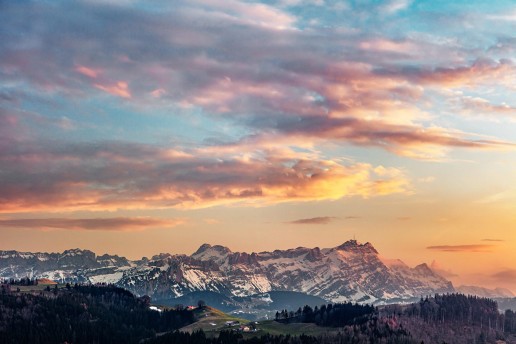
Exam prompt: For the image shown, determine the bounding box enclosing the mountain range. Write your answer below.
[0,240,461,305]
[4,240,513,317]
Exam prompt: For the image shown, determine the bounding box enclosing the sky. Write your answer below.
[0,0,515,293]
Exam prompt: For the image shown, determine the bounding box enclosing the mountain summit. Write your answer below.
[0,240,453,303]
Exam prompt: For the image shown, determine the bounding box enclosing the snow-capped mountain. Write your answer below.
[456,285,514,298]
[0,249,131,283]
[0,240,454,303]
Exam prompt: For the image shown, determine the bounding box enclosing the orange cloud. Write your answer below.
[426,244,495,252]
[286,216,336,225]
[203,218,221,225]
[0,138,411,213]
[396,216,411,221]
[0,217,184,231]
[491,269,516,282]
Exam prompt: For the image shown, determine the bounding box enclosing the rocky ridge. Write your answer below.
[0,240,454,303]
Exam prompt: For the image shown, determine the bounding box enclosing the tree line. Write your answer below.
[401,293,505,330]
[147,328,417,344]
[274,302,375,327]
[0,285,195,344]
[1,277,39,286]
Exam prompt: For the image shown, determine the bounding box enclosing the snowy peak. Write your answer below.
[193,243,213,255]
[227,251,259,265]
[193,243,232,255]
[192,244,232,264]
[414,263,433,275]
[305,247,323,262]
[57,248,97,269]
[0,240,458,303]
[380,257,409,269]
[96,254,131,268]
[151,253,172,261]
[61,248,94,257]
[334,240,378,254]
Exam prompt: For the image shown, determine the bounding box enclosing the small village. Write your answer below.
[224,320,260,333]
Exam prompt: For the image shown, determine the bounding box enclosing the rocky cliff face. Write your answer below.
[0,240,454,303]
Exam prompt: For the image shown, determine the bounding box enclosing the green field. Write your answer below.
[179,306,250,336]
[179,306,344,339]
[9,283,62,293]
[245,320,341,336]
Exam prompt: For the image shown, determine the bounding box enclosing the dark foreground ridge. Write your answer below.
[0,284,195,344]
[1,282,515,344]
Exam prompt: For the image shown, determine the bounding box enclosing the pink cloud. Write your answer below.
[360,39,416,53]
[75,65,101,78]
[381,59,515,88]
[0,129,411,212]
[150,88,166,98]
[460,96,516,118]
[1,0,515,163]
[195,0,296,29]
[94,81,131,98]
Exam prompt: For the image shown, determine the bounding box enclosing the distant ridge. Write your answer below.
[457,285,514,298]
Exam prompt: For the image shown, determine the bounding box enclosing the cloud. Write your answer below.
[376,59,515,88]
[491,269,516,281]
[0,217,183,231]
[426,244,495,252]
[238,115,514,160]
[417,176,435,183]
[94,81,131,98]
[1,0,514,162]
[396,216,411,221]
[345,216,361,220]
[481,238,504,242]
[286,216,336,225]
[75,65,101,78]
[203,218,221,225]
[475,190,516,204]
[459,96,516,119]
[0,117,411,212]
[382,0,412,14]
[430,260,458,278]
[488,10,516,21]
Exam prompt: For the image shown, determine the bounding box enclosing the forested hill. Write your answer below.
[381,294,516,343]
[266,294,516,343]
[1,286,515,343]
[0,284,195,344]
[150,294,516,344]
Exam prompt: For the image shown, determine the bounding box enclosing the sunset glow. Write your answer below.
[1,0,515,293]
